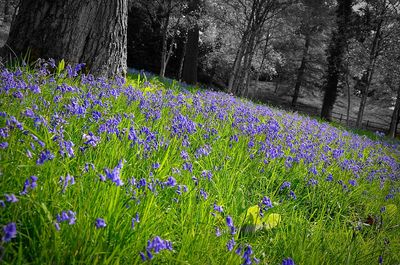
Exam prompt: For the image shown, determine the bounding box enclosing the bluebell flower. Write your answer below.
[349,179,357,186]
[280,181,291,190]
[307,178,318,187]
[0,142,8,149]
[165,176,176,187]
[325,174,333,182]
[132,213,140,229]
[261,196,273,209]
[36,150,55,165]
[200,189,208,200]
[83,132,101,147]
[60,174,75,193]
[215,227,221,237]
[213,203,223,213]
[180,150,189,160]
[140,252,146,261]
[242,245,253,265]
[378,255,383,264]
[289,190,297,200]
[2,222,17,242]
[95,218,106,229]
[152,162,160,170]
[0,200,5,207]
[103,159,125,186]
[20,176,38,195]
[282,257,295,265]
[5,194,18,203]
[56,210,76,225]
[227,237,235,251]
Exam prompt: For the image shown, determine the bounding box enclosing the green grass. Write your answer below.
[0,64,399,264]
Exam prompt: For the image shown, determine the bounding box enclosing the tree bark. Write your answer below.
[159,0,172,78]
[356,19,382,128]
[320,0,352,121]
[388,83,400,138]
[292,33,310,107]
[178,30,188,81]
[3,0,127,77]
[182,0,200,85]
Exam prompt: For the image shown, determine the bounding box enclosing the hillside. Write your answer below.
[0,62,399,264]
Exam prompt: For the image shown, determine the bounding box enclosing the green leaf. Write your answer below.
[57,59,65,75]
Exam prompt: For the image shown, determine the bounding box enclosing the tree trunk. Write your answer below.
[356,19,382,128]
[178,30,188,81]
[182,0,200,85]
[344,67,351,126]
[320,0,352,121]
[228,41,246,93]
[388,83,400,138]
[3,0,127,77]
[292,33,310,107]
[159,0,172,78]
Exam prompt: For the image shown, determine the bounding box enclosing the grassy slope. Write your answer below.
[0,65,399,264]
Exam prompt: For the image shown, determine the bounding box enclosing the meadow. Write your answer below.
[0,61,399,264]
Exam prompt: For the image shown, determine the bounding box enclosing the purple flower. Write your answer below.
[152,162,160,170]
[36,149,55,165]
[103,159,125,186]
[280,181,291,190]
[20,176,38,195]
[200,188,208,200]
[227,237,236,251]
[289,190,297,200]
[226,215,236,235]
[0,200,5,207]
[131,213,140,229]
[307,178,318,187]
[213,203,223,213]
[282,257,295,265]
[95,218,106,229]
[242,245,253,265]
[56,210,76,225]
[325,174,333,182]
[5,194,18,203]
[165,176,177,187]
[59,174,75,193]
[83,132,101,147]
[261,196,274,210]
[378,255,383,264]
[215,227,221,237]
[348,179,357,186]
[143,236,173,260]
[0,142,8,149]
[2,222,17,242]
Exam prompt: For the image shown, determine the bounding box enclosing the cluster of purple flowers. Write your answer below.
[140,236,173,261]
[55,210,76,230]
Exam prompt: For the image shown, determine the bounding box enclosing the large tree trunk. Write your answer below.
[320,0,352,121]
[182,0,200,85]
[3,0,127,77]
[388,83,400,138]
[292,33,310,107]
[356,19,382,128]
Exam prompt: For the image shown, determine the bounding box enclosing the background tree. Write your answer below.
[320,0,353,121]
[182,0,202,84]
[290,0,331,107]
[2,0,127,77]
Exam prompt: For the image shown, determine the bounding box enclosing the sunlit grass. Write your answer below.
[0,62,399,264]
